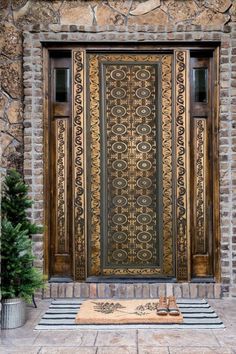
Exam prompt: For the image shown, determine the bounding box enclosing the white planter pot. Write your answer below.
[1,298,26,329]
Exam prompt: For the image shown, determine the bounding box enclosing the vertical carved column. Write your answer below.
[73,50,86,280]
[194,118,207,255]
[175,51,190,281]
[55,119,68,254]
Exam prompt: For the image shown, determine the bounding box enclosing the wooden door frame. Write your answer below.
[43,43,220,283]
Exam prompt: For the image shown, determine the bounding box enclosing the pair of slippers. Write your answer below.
[157,296,180,316]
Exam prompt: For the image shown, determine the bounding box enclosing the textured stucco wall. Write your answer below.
[1,0,236,296]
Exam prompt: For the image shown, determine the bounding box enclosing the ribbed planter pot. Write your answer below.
[1,298,26,329]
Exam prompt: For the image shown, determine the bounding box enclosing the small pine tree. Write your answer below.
[1,169,44,301]
[1,220,44,302]
[2,169,40,234]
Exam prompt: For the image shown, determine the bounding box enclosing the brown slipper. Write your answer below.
[157,296,168,316]
[168,296,180,316]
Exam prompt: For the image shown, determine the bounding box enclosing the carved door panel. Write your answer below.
[72,50,190,280]
[48,49,190,281]
[84,53,176,278]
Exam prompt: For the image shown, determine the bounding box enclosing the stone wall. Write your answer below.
[1,0,234,170]
[1,0,236,297]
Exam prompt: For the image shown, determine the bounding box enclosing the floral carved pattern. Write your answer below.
[56,119,68,254]
[195,118,206,254]
[73,50,86,280]
[175,50,188,281]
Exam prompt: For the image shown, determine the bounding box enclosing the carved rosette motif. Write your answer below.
[56,119,68,253]
[195,118,206,254]
[88,53,173,276]
[73,51,86,280]
[175,51,189,281]
[105,63,158,269]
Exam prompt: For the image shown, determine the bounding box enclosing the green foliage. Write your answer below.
[1,169,44,302]
[1,221,44,302]
[2,169,41,234]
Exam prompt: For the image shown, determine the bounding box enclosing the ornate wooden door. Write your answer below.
[47,47,218,282]
[72,50,189,280]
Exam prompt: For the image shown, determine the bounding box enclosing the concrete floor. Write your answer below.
[1,299,236,354]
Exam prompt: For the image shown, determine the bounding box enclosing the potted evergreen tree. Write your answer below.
[1,169,44,329]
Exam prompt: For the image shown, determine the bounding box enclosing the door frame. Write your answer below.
[43,42,220,283]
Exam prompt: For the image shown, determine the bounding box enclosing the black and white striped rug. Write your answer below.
[35,299,224,330]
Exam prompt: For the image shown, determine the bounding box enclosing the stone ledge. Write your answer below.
[41,282,224,300]
[22,24,231,34]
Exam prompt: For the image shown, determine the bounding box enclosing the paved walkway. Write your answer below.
[1,299,236,354]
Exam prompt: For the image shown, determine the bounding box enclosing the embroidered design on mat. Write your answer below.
[135,302,159,316]
[93,302,125,314]
[93,301,159,316]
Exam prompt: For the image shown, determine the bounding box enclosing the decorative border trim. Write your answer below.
[175,50,189,281]
[73,50,86,280]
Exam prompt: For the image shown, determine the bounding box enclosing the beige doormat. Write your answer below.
[75,299,183,324]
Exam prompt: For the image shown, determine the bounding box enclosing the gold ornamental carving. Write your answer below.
[175,50,189,281]
[194,118,207,254]
[55,118,68,254]
[73,50,86,280]
[88,53,174,277]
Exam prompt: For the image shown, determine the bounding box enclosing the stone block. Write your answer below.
[51,283,59,299]
[108,284,117,298]
[158,284,166,297]
[206,283,214,299]
[89,283,97,298]
[128,8,168,26]
[182,283,190,298]
[0,22,22,58]
[166,283,173,297]
[215,283,222,298]
[14,1,58,29]
[134,284,143,298]
[130,0,160,16]
[198,284,206,299]
[65,283,74,298]
[58,283,66,298]
[74,283,81,298]
[173,284,182,298]
[81,283,89,298]
[118,284,127,298]
[190,284,198,298]
[150,284,158,299]
[0,61,22,99]
[142,284,150,298]
[43,283,51,299]
[60,2,93,26]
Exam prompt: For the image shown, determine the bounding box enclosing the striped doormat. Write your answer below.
[35,299,224,330]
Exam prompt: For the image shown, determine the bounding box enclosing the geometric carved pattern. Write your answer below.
[194,118,207,254]
[55,118,68,254]
[73,50,86,280]
[105,63,159,268]
[88,53,174,277]
[175,50,189,281]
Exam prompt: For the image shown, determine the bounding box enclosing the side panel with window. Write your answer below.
[48,52,73,280]
[190,54,214,279]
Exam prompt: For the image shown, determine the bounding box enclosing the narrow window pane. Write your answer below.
[55,68,69,102]
[193,68,208,103]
